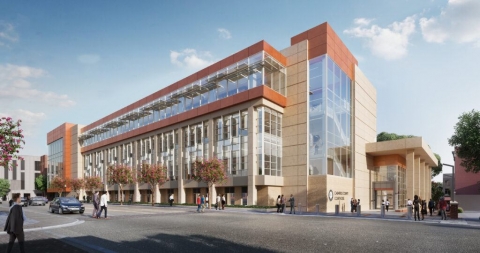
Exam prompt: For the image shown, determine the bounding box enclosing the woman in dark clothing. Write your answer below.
[421,200,427,220]
[276,195,281,213]
[4,193,26,253]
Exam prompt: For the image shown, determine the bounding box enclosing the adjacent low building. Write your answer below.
[46,22,437,212]
[1,155,46,200]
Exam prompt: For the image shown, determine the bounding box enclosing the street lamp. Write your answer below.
[443,163,455,202]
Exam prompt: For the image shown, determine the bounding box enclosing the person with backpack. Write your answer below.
[413,195,420,221]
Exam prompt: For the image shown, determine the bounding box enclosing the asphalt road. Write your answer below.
[1,204,480,253]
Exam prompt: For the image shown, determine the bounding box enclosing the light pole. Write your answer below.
[443,163,455,202]
[64,184,67,197]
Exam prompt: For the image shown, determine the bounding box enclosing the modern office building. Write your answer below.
[1,155,45,200]
[46,22,437,212]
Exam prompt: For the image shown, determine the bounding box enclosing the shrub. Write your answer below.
[458,207,463,213]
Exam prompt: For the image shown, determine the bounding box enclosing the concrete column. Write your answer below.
[153,135,158,164]
[133,141,141,202]
[178,128,186,204]
[154,184,160,203]
[247,106,257,205]
[406,149,415,205]
[414,155,420,197]
[420,160,425,199]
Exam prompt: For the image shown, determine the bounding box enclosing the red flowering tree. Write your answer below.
[138,163,168,206]
[49,176,67,197]
[193,158,228,208]
[69,178,85,199]
[107,164,135,205]
[84,176,103,201]
[0,117,25,169]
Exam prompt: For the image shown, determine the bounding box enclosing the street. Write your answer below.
[1,203,480,253]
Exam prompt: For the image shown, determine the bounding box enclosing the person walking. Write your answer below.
[413,195,420,221]
[4,193,26,253]
[385,199,390,212]
[96,191,108,219]
[216,195,221,210]
[280,195,286,213]
[196,195,201,213]
[205,194,209,209]
[421,200,427,220]
[350,198,354,213]
[288,194,295,214]
[200,195,206,213]
[439,197,447,220]
[169,194,174,207]
[428,199,434,216]
[92,191,99,218]
[221,194,226,210]
[276,195,281,213]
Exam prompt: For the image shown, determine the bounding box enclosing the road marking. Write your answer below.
[0,219,85,235]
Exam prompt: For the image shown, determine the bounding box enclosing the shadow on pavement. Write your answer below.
[0,236,88,253]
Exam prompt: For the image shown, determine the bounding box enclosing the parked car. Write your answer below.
[20,197,28,207]
[43,197,49,204]
[49,197,85,214]
[29,196,46,206]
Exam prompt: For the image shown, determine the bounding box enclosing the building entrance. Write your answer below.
[374,190,393,209]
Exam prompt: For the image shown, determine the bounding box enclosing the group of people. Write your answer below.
[407,195,444,221]
[381,199,391,212]
[92,191,109,219]
[276,194,295,214]
[350,198,361,212]
[196,194,226,212]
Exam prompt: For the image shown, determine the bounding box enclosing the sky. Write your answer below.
[1,0,479,182]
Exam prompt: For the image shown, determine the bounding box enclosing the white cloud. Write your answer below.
[0,21,18,47]
[0,64,76,107]
[0,109,46,137]
[344,16,416,60]
[78,54,101,64]
[217,28,232,39]
[420,0,480,46]
[170,48,213,70]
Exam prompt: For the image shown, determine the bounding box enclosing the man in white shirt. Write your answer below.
[169,194,174,207]
[96,191,108,219]
[385,199,390,212]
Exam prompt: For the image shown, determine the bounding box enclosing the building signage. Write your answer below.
[328,190,349,201]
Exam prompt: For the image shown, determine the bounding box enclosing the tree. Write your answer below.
[35,175,48,196]
[431,181,443,202]
[0,117,25,169]
[193,158,228,208]
[69,178,85,198]
[448,109,480,173]
[377,132,442,178]
[84,176,103,201]
[107,164,135,205]
[49,176,67,197]
[0,178,10,197]
[138,163,168,206]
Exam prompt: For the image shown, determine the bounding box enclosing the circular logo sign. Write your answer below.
[328,190,333,201]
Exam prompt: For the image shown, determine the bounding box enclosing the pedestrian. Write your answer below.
[92,191,99,218]
[196,195,201,212]
[4,193,26,253]
[8,197,13,207]
[276,195,281,213]
[353,199,357,212]
[350,198,354,213]
[205,194,209,209]
[421,200,427,220]
[439,197,447,220]
[169,194,174,207]
[288,194,295,214]
[385,199,390,212]
[216,195,221,210]
[96,191,108,219]
[221,194,226,210]
[428,199,434,216]
[201,195,206,213]
[413,195,420,221]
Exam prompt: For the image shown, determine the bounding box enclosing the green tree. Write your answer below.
[0,117,25,169]
[138,163,168,206]
[376,132,442,178]
[0,178,10,197]
[431,181,443,202]
[448,109,480,173]
[35,174,48,195]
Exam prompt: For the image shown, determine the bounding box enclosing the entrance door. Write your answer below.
[375,190,393,209]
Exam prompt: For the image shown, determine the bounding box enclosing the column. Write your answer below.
[133,141,141,202]
[177,128,186,204]
[247,106,258,205]
[207,119,216,202]
[406,149,415,205]
[154,184,160,203]
[414,155,420,197]
[152,135,158,164]
[420,160,425,199]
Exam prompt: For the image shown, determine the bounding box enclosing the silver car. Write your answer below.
[29,196,46,206]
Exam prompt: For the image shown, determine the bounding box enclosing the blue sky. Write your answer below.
[1,0,479,182]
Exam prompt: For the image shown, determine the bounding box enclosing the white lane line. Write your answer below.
[0,219,84,235]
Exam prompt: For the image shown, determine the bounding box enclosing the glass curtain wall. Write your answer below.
[81,52,286,148]
[308,55,352,177]
[183,122,209,180]
[214,111,249,176]
[47,138,64,184]
[257,107,282,176]
[373,165,407,209]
